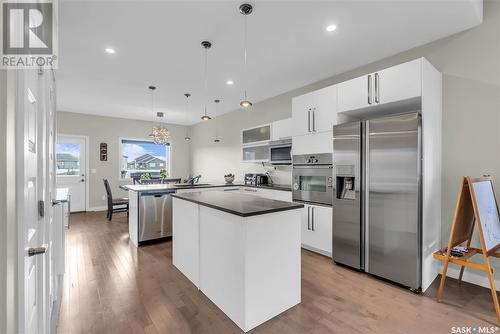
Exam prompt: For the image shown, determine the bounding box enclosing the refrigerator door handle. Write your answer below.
[367,74,372,105]
[374,73,380,104]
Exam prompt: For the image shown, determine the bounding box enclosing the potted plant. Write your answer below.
[140,172,151,181]
[159,169,168,183]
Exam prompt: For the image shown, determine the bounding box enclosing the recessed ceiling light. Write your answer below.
[105,47,116,54]
[326,24,337,32]
[226,80,234,85]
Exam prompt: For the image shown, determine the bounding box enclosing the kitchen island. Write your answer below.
[171,191,303,332]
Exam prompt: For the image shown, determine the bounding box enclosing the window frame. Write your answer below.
[118,137,172,181]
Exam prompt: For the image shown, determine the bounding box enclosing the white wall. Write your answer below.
[56,112,191,209]
[190,96,293,185]
[190,1,500,264]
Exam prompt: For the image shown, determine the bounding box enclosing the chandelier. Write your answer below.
[148,86,171,145]
[150,115,171,145]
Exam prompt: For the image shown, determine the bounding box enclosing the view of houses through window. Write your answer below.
[56,143,81,175]
[120,139,170,179]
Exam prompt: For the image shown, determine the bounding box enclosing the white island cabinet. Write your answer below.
[172,191,303,332]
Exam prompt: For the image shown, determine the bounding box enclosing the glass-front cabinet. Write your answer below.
[241,124,271,146]
[242,144,270,162]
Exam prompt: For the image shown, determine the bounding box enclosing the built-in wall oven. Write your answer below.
[292,153,333,206]
[269,139,292,165]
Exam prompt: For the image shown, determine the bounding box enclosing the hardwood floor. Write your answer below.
[57,212,498,334]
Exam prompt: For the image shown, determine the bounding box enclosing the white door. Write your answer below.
[56,135,87,212]
[375,59,421,105]
[337,74,372,113]
[19,70,50,334]
[312,85,337,133]
[292,92,313,136]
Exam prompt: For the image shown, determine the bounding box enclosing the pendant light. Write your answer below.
[201,41,212,121]
[148,86,171,145]
[184,93,191,141]
[239,3,253,108]
[213,99,221,143]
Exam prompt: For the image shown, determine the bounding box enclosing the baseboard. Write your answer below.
[86,206,107,212]
[301,244,332,258]
[445,266,500,292]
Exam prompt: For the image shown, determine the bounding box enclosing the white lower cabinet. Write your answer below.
[301,204,332,257]
[292,131,333,155]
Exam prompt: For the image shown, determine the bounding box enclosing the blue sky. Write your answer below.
[56,143,80,159]
[122,140,168,162]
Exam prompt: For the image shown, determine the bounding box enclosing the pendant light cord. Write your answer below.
[244,14,248,99]
[204,47,208,117]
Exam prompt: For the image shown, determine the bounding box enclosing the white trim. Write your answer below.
[56,134,90,211]
[118,136,172,180]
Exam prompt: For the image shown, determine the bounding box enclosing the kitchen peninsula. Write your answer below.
[171,191,303,332]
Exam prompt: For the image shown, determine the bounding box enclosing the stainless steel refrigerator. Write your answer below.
[332,112,422,290]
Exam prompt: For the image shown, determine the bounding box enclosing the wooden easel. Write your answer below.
[434,176,500,323]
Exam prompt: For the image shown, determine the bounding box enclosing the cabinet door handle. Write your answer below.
[307,206,311,230]
[312,108,316,132]
[367,74,372,105]
[311,207,315,231]
[375,73,380,103]
[307,109,311,133]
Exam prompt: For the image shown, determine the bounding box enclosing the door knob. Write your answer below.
[28,244,48,256]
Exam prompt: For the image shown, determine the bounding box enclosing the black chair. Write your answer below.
[103,179,128,221]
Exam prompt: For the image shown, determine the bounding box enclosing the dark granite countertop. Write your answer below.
[121,183,292,192]
[243,184,292,192]
[171,191,303,217]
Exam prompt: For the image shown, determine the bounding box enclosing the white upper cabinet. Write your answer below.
[241,124,271,146]
[292,131,332,155]
[292,92,313,137]
[337,74,372,113]
[338,59,422,113]
[376,59,421,105]
[271,118,292,141]
[312,85,337,133]
[292,85,337,137]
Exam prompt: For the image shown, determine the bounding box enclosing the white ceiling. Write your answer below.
[57,0,482,125]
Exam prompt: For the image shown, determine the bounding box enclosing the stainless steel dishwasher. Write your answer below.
[138,190,176,243]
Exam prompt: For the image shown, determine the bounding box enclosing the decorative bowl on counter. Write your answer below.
[224,174,235,184]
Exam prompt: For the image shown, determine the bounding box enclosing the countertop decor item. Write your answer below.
[224,173,235,184]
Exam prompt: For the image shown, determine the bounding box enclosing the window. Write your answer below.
[56,143,81,175]
[120,139,170,179]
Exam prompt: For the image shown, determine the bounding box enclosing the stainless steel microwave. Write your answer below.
[269,139,292,165]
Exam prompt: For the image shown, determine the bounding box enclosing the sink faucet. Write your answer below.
[186,174,202,185]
